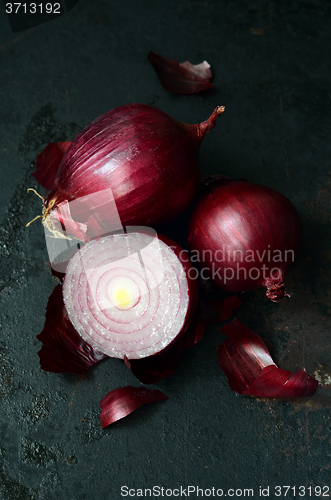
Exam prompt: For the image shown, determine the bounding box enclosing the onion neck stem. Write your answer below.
[197,106,225,138]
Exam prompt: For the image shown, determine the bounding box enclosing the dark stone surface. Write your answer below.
[0,0,330,498]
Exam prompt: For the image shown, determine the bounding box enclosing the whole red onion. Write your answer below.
[42,104,224,239]
[62,229,198,359]
[188,178,302,302]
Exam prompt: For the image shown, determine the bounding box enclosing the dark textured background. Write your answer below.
[0,1,331,499]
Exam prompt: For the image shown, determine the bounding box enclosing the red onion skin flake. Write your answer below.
[37,284,107,375]
[243,366,319,398]
[148,51,214,94]
[217,319,318,398]
[100,386,168,428]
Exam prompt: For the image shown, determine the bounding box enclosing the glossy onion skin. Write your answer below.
[46,104,203,228]
[188,179,302,300]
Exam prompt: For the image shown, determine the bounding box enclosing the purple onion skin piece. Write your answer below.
[218,319,318,398]
[242,366,319,398]
[100,386,168,428]
[37,284,107,375]
[148,51,214,94]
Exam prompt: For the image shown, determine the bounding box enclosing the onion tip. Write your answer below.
[216,105,225,115]
[198,106,225,137]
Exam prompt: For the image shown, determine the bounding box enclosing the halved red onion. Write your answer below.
[148,51,214,94]
[37,104,224,240]
[62,229,198,360]
[100,386,168,428]
[218,319,318,398]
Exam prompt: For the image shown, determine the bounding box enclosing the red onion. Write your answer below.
[188,178,302,302]
[41,104,224,240]
[37,232,205,381]
[62,229,198,360]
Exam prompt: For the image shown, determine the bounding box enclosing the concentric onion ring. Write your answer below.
[62,231,190,359]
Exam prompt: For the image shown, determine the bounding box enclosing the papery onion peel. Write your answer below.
[217,319,318,398]
[148,51,214,94]
[37,284,107,375]
[100,386,168,428]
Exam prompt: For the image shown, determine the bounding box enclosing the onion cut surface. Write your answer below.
[62,231,196,360]
[218,319,318,398]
